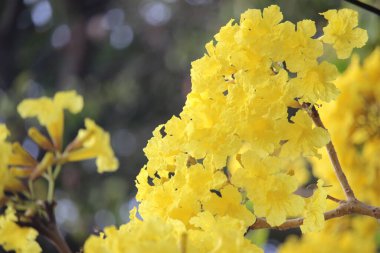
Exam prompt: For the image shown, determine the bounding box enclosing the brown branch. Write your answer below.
[30,202,72,253]
[302,104,356,201]
[249,199,380,230]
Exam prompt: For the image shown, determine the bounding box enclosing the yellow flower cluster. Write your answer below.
[84,5,368,253]
[0,207,41,253]
[136,4,361,229]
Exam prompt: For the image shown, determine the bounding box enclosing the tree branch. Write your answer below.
[30,202,72,253]
[302,104,356,201]
[343,0,380,16]
[249,199,380,230]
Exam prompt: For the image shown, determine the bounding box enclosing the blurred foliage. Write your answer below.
[246,229,270,248]
[0,0,379,251]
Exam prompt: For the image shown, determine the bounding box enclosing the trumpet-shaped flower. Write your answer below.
[17,90,83,150]
[66,118,119,173]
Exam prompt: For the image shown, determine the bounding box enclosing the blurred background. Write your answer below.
[0,0,379,251]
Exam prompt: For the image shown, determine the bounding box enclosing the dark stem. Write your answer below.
[343,0,380,16]
[31,202,72,253]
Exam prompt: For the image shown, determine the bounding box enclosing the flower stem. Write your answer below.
[47,167,55,203]
[31,202,72,253]
[28,179,35,199]
[53,164,62,179]
[41,222,72,253]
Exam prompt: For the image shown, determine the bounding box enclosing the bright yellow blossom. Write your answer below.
[281,20,323,72]
[321,9,368,59]
[289,61,339,103]
[281,111,330,158]
[0,207,41,253]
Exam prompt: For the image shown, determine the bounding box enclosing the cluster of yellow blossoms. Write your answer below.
[85,5,370,253]
[0,91,118,252]
[280,48,380,253]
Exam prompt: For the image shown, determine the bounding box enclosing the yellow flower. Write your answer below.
[66,118,119,173]
[281,111,330,158]
[17,90,83,150]
[321,9,368,59]
[0,206,41,253]
[289,61,339,103]
[282,20,323,72]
